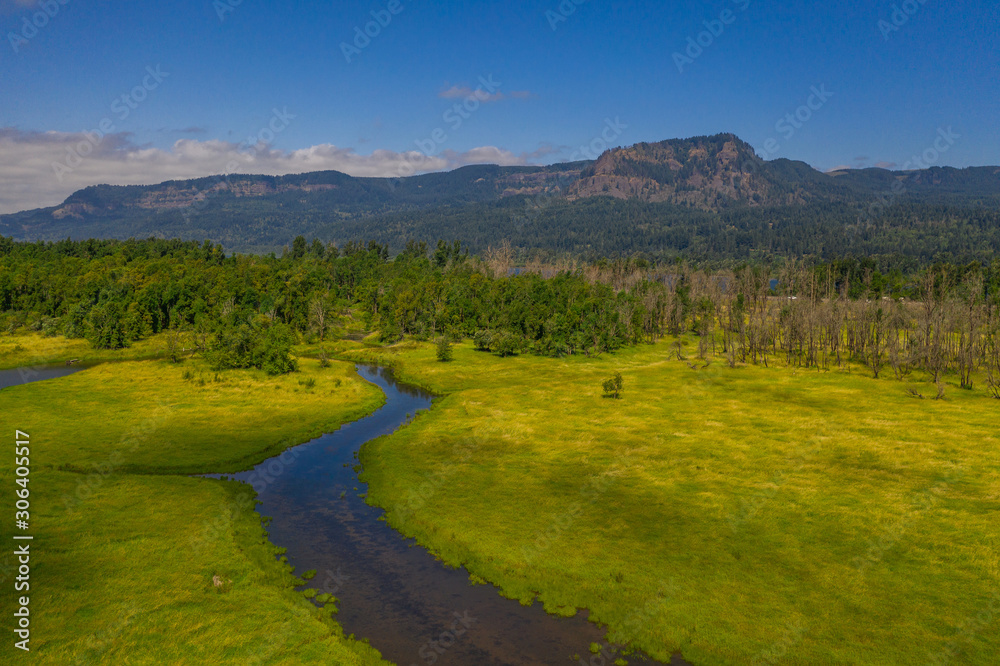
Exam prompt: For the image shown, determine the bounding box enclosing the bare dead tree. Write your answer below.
[484,240,514,279]
[954,273,984,390]
[863,303,891,379]
[308,296,329,341]
[934,380,946,401]
[985,312,1000,399]
[165,325,185,363]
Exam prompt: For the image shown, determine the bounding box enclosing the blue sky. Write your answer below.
[0,0,997,212]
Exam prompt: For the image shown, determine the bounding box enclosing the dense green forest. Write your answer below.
[328,198,1000,268]
[3,236,1000,393]
[5,194,999,265]
[0,236,651,369]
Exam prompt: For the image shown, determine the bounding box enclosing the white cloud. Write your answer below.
[438,85,507,103]
[439,85,476,99]
[442,146,527,167]
[0,128,537,214]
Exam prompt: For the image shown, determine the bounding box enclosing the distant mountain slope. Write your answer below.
[26,162,587,221]
[2,133,999,259]
[568,134,1000,209]
[828,165,1000,206]
[567,134,818,207]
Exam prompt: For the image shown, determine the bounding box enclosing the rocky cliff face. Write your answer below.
[12,134,1000,245]
[498,167,584,197]
[567,133,812,209]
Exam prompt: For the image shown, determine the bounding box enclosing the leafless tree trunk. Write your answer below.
[309,297,328,341]
[484,240,514,279]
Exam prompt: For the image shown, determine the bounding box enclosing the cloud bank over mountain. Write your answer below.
[0,127,533,214]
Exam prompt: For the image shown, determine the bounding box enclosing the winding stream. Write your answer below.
[6,362,691,665]
[221,365,689,666]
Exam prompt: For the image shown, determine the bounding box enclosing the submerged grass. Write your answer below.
[0,341,387,664]
[341,340,1000,665]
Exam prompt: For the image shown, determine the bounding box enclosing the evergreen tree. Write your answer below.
[436,335,454,362]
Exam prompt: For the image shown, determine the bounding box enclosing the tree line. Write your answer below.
[1,236,999,395]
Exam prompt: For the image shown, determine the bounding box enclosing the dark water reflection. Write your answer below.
[219,365,689,666]
[0,363,91,391]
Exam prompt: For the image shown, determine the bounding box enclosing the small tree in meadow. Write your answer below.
[602,372,623,399]
[436,335,454,362]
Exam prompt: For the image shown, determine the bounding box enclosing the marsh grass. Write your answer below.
[6,358,383,474]
[9,472,387,664]
[0,331,171,371]
[0,339,387,664]
[342,339,1000,665]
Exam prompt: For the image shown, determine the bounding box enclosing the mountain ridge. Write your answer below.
[3,133,999,257]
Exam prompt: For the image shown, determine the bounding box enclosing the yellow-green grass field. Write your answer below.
[337,340,1000,665]
[0,345,388,664]
[4,330,999,665]
[0,331,172,371]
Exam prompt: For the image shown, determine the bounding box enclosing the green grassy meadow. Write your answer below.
[0,331,173,371]
[339,340,1000,665]
[3,331,998,665]
[0,347,388,665]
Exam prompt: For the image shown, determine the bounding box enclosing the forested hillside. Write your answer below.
[2,134,999,262]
